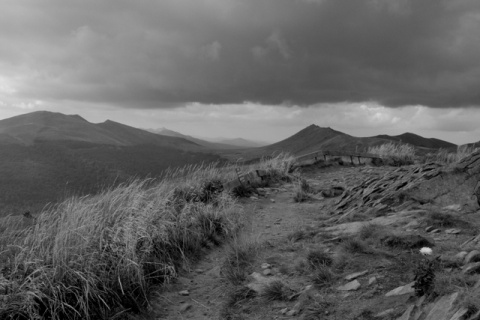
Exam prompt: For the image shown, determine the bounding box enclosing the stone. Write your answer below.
[423,292,458,320]
[465,250,480,264]
[454,251,468,263]
[425,226,435,232]
[449,307,469,320]
[374,308,396,318]
[462,262,480,275]
[270,199,275,203]
[405,220,420,229]
[385,282,415,297]
[250,196,259,201]
[368,277,377,286]
[246,272,281,293]
[178,290,190,296]
[396,305,415,320]
[179,303,192,313]
[430,229,441,233]
[286,309,298,316]
[337,280,361,291]
[261,263,271,269]
[263,269,272,276]
[280,308,288,315]
[445,228,461,235]
[344,270,368,281]
[442,204,462,212]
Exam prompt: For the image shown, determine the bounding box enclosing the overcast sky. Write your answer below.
[1,0,480,144]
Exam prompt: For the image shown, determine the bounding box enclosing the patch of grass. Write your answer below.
[357,223,386,241]
[340,238,372,254]
[368,142,415,166]
[423,211,462,228]
[302,297,334,320]
[294,190,310,203]
[311,266,335,287]
[434,272,479,296]
[307,250,333,268]
[287,228,317,242]
[225,286,257,308]
[221,239,259,285]
[460,287,480,318]
[261,280,293,301]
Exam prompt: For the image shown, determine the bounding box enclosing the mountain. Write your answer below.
[230,124,459,160]
[148,127,242,150]
[215,138,266,148]
[0,111,201,150]
[373,132,456,150]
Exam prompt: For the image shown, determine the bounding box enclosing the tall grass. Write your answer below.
[368,142,415,165]
[424,146,479,164]
[0,154,294,319]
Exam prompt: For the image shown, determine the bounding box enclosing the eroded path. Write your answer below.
[150,164,392,319]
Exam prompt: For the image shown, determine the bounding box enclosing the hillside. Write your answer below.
[374,132,457,150]
[0,111,201,150]
[215,137,266,148]
[149,127,241,149]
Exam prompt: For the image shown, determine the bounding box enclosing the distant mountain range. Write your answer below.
[147,127,267,148]
[237,124,459,160]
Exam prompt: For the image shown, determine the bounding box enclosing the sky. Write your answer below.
[1,0,480,144]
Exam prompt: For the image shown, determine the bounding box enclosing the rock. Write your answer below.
[178,290,190,296]
[337,280,361,291]
[442,204,462,212]
[423,292,459,320]
[344,270,368,281]
[405,220,420,229]
[194,269,204,273]
[286,309,298,316]
[462,262,480,275]
[270,199,275,203]
[465,250,480,264]
[250,196,259,201]
[454,251,468,263]
[280,308,288,315]
[385,282,415,297]
[395,305,414,320]
[263,269,272,276]
[445,228,461,235]
[375,308,396,318]
[368,277,377,286]
[425,226,435,233]
[449,307,469,320]
[246,272,281,293]
[261,263,271,269]
[179,303,192,313]
[430,229,441,234]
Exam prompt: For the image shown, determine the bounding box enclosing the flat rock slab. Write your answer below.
[445,228,461,234]
[424,292,458,320]
[345,270,369,281]
[396,304,415,320]
[465,250,480,264]
[246,272,282,293]
[462,262,480,275]
[385,282,415,297]
[337,280,361,291]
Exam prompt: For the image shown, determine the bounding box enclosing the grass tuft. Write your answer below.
[306,250,333,268]
[261,280,293,301]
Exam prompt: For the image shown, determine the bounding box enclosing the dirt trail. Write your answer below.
[151,164,393,319]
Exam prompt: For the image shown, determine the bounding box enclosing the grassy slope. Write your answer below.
[0,141,223,216]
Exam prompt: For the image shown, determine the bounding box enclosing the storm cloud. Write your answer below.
[1,0,480,108]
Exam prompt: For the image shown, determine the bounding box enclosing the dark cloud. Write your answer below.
[1,0,480,108]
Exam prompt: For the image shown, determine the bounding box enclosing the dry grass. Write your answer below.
[368,142,415,165]
[0,155,293,319]
[424,146,479,164]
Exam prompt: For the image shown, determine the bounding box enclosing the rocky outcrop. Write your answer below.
[334,151,480,221]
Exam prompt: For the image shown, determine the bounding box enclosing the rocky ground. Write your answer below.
[149,155,480,320]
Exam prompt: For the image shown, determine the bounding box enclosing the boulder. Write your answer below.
[465,250,480,264]
[385,282,415,297]
[337,280,361,291]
